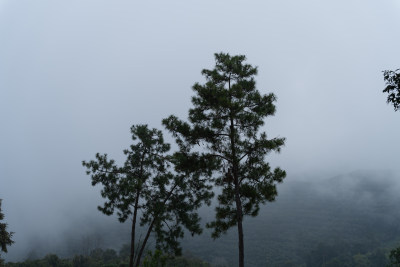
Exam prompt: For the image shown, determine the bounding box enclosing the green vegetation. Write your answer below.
[142,250,211,267]
[3,172,400,266]
[82,125,213,267]
[4,247,210,267]
[0,199,14,266]
[163,53,285,267]
[178,171,400,266]
[389,246,400,266]
[305,242,388,266]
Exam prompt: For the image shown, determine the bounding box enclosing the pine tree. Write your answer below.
[0,199,14,265]
[83,125,213,267]
[163,53,286,267]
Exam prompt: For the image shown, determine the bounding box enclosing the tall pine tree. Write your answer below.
[163,53,286,267]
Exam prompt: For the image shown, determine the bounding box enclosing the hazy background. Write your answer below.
[1,0,400,262]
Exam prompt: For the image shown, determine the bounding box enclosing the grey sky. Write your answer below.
[1,0,400,260]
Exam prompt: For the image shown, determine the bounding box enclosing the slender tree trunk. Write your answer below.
[129,190,140,267]
[228,74,244,267]
[134,219,156,267]
[129,219,136,267]
[134,183,179,267]
[229,119,244,265]
[233,158,244,267]
[131,152,147,267]
[234,181,244,267]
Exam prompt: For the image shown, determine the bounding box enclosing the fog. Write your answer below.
[1,0,400,263]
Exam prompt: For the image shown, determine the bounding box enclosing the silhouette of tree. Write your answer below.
[83,125,213,267]
[163,53,286,267]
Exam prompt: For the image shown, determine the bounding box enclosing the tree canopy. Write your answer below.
[163,52,286,267]
[83,125,213,267]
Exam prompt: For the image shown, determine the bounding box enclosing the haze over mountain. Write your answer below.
[1,1,400,266]
[4,170,400,266]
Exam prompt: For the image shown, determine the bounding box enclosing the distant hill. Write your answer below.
[5,170,400,266]
[181,170,400,266]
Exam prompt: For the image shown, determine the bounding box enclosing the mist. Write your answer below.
[1,0,400,265]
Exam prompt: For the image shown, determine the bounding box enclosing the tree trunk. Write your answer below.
[229,106,245,266]
[134,219,156,267]
[228,76,244,267]
[129,190,140,267]
[129,219,136,267]
[134,182,179,267]
[235,183,244,267]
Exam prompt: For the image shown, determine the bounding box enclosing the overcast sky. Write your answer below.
[1,0,400,261]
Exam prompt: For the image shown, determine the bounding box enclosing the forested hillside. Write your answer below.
[4,170,400,266]
[181,170,400,266]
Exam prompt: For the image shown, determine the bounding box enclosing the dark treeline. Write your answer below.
[3,247,211,267]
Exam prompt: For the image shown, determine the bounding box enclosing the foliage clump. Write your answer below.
[389,246,400,267]
[383,69,400,111]
[0,199,14,266]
